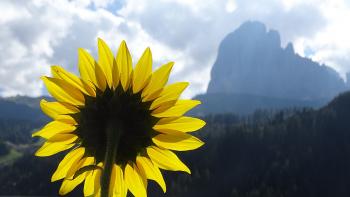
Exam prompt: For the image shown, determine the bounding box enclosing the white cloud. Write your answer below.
[300,0,350,76]
[0,0,349,98]
[0,0,123,96]
[226,0,237,13]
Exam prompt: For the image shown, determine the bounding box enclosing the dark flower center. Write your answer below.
[72,85,159,166]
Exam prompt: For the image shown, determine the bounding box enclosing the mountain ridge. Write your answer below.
[192,92,327,115]
[207,21,348,100]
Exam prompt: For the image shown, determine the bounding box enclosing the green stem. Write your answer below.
[101,121,121,197]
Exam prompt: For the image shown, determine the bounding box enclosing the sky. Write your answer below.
[0,0,350,98]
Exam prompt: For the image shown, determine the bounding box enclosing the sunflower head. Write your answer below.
[33,38,205,197]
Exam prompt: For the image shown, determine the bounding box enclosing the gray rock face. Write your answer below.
[207,21,348,100]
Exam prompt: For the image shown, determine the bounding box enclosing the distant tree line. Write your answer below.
[0,140,9,156]
[0,119,43,144]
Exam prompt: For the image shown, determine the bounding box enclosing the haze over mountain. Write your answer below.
[195,21,349,115]
[0,97,45,121]
[207,21,348,100]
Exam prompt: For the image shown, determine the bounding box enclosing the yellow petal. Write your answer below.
[142,62,174,101]
[66,156,95,179]
[41,76,85,106]
[47,133,78,144]
[93,163,103,196]
[78,48,98,86]
[52,147,85,182]
[95,62,108,91]
[116,40,132,91]
[84,166,102,197]
[133,47,152,93]
[95,189,101,197]
[51,65,96,97]
[146,146,190,174]
[56,115,78,125]
[78,48,107,91]
[152,132,204,151]
[40,99,79,120]
[152,100,201,117]
[32,121,76,139]
[151,101,177,116]
[84,171,94,196]
[98,38,115,88]
[59,171,87,195]
[112,58,120,90]
[125,162,147,197]
[150,82,188,110]
[113,164,127,197]
[136,156,166,193]
[35,141,74,157]
[153,117,206,133]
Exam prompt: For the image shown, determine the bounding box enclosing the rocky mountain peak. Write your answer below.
[207,21,347,100]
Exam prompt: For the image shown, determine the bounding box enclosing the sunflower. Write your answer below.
[32,38,205,197]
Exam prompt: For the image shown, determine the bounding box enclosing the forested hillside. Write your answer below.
[1,92,350,196]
